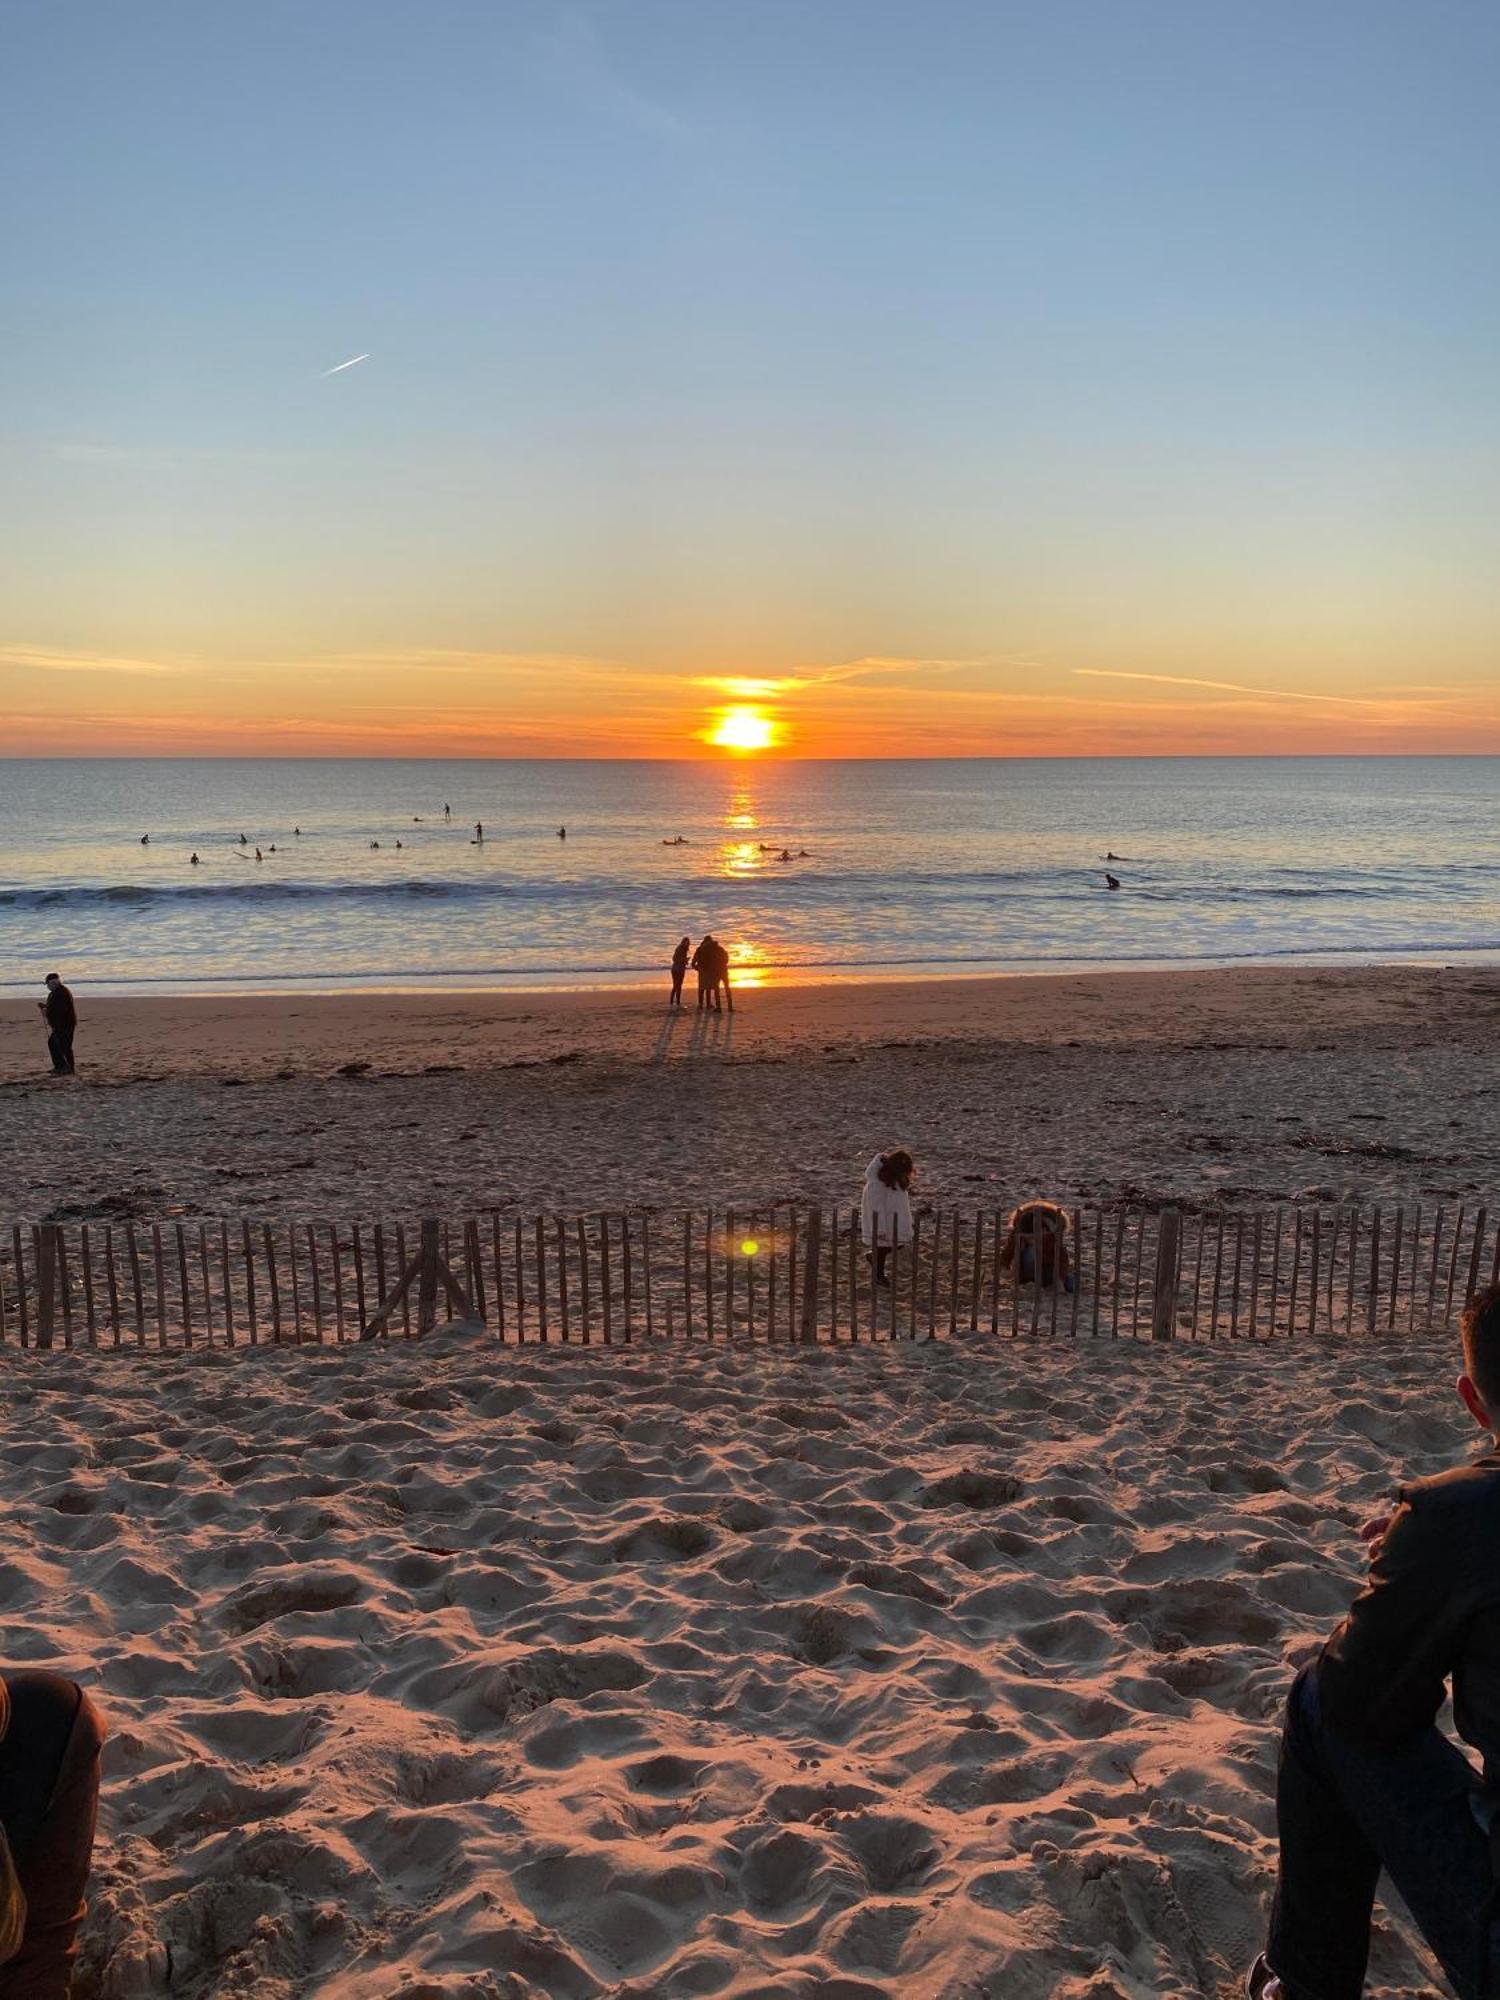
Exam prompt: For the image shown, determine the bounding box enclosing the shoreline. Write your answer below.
[4,943,1500,1003]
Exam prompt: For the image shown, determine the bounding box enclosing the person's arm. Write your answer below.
[1315,1492,1464,1747]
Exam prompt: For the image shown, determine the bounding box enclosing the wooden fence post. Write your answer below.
[416,1218,440,1333]
[799,1207,822,1344]
[35,1224,60,1350]
[1152,1208,1180,1342]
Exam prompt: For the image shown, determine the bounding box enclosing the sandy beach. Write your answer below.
[5,963,1499,1995]
[3,963,1498,1224]
[4,1328,1473,1999]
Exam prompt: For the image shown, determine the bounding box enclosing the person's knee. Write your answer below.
[1281,1660,1324,1760]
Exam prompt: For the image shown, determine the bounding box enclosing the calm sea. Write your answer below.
[1,757,1497,996]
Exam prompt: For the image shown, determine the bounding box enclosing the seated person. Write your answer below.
[1248,1281,1500,1999]
[0,1671,106,1997]
[999,1200,1072,1291]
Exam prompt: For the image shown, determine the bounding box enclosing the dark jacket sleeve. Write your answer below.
[1316,1492,1461,1747]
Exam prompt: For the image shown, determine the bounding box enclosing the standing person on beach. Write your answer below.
[38,974,75,1076]
[669,936,691,1008]
[0,1670,106,1998]
[712,936,734,1013]
[860,1150,914,1286]
[1247,1281,1500,2000]
[690,934,717,1011]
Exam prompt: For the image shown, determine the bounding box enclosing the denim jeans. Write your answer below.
[1269,1662,1500,1998]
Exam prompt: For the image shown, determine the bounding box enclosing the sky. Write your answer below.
[3,0,1498,758]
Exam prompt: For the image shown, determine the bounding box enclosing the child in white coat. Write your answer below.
[861,1149,915,1286]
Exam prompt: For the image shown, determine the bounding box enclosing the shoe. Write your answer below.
[1245,1954,1283,1999]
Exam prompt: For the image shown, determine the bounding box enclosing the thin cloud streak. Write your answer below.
[1071,669,1398,710]
[0,644,179,677]
[321,353,370,377]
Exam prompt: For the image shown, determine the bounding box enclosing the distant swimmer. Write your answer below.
[395,839,403,849]
[798,848,810,857]
[558,826,567,840]
[1104,852,1121,861]
[661,836,690,846]
[370,840,381,850]
[780,849,793,862]
[413,816,422,823]
[268,844,276,853]
[255,847,264,861]
[239,833,248,846]
[294,826,302,836]
[190,852,200,866]
[444,803,452,821]
[140,834,149,845]
[1105,873,1121,890]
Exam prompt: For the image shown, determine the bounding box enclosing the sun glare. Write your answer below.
[708,705,776,753]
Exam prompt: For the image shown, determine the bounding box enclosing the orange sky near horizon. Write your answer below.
[3,642,1498,759]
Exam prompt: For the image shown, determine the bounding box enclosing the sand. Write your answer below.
[5,1329,1472,1999]
[5,963,1498,1995]
[3,964,1500,1223]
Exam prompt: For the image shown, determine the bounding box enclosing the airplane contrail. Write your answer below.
[321,353,370,376]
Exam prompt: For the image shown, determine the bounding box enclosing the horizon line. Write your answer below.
[2,749,1498,764]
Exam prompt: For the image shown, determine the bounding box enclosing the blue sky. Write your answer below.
[4,0,1498,753]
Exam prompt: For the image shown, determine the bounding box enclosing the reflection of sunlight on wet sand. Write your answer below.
[729,940,769,989]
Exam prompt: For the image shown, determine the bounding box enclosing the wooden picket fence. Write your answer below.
[2,1199,1497,1353]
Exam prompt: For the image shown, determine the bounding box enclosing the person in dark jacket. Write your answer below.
[1248,1280,1500,2000]
[37,976,75,1076]
[0,1672,106,1998]
[690,935,717,1012]
[669,937,691,1009]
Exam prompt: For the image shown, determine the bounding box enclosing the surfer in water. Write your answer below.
[1105,873,1121,890]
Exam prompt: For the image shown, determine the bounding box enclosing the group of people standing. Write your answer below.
[670,935,734,1011]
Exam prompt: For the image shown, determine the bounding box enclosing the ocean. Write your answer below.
[2,756,1497,996]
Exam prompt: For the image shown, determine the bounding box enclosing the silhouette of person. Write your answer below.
[1105,873,1120,891]
[557,826,566,840]
[255,848,263,862]
[370,841,380,850]
[395,839,403,849]
[444,803,452,821]
[713,937,734,1013]
[190,852,200,865]
[690,934,717,1012]
[139,834,149,845]
[239,834,248,846]
[670,936,691,1008]
[474,822,484,843]
[39,973,77,1075]
[294,826,301,836]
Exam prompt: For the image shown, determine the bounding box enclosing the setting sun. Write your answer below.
[707,706,777,753]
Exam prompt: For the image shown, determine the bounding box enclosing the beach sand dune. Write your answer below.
[5,1330,1469,1998]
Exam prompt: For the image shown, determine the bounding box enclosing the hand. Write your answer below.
[1360,1512,1394,1558]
